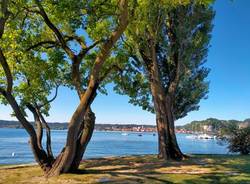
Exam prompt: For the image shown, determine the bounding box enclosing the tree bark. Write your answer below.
[69,108,96,172]
[36,107,54,160]
[165,95,186,160]
[34,112,43,149]
[147,38,185,160]
[3,92,52,171]
[150,81,185,160]
[26,104,43,150]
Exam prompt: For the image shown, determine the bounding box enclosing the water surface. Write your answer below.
[0,128,228,164]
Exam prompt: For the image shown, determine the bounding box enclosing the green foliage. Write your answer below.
[0,1,64,116]
[216,120,250,155]
[170,4,214,119]
[113,1,214,119]
[227,127,250,155]
[0,0,133,119]
[1,0,215,119]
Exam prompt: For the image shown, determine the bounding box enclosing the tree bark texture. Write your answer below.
[148,39,185,160]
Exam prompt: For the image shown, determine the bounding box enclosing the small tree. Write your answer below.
[219,125,250,155]
[228,127,250,155]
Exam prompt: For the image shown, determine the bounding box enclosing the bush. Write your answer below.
[227,127,250,155]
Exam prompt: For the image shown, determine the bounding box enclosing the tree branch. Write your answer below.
[0,86,6,95]
[26,102,54,159]
[70,0,129,132]
[167,12,181,96]
[0,48,13,93]
[34,0,75,59]
[0,1,37,138]
[64,35,87,49]
[78,39,103,59]
[37,85,59,108]
[0,0,10,38]
[35,107,54,159]
[26,40,58,51]
[0,1,13,93]
[47,85,59,104]
[89,0,129,84]
[26,103,43,150]
[72,39,104,96]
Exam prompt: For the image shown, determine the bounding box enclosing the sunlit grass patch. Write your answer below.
[0,154,249,184]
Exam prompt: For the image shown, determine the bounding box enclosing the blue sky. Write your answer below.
[1,0,250,125]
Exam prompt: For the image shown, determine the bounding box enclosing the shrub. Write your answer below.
[227,127,250,155]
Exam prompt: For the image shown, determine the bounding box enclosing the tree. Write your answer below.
[228,127,250,155]
[219,125,250,155]
[0,0,129,176]
[113,0,214,160]
[0,0,58,172]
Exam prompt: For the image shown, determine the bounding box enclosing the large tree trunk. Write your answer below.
[165,95,186,160]
[151,82,185,160]
[44,80,99,177]
[148,38,185,161]
[34,113,43,149]
[69,108,96,172]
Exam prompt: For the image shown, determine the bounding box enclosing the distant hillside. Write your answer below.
[176,118,250,132]
[0,120,68,130]
[0,120,156,131]
[2,118,249,132]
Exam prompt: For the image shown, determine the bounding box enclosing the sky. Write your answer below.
[1,0,250,126]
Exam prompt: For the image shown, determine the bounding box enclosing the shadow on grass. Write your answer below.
[182,154,250,184]
[75,155,177,183]
[72,154,250,184]
[182,174,250,184]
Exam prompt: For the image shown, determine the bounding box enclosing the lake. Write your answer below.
[0,128,228,165]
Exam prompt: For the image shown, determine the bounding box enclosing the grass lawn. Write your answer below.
[0,154,249,184]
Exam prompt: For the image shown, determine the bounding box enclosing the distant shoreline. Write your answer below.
[1,118,249,133]
[0,128,158,133]
[0,120,157,132]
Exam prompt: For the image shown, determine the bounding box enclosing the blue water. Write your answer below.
[0,128,228,165]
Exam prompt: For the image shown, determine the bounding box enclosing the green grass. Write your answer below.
[0,154,249,184]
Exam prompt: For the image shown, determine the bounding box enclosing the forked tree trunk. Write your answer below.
[148,39,185,161]
[1,82,97,177]
[69,108,96,172]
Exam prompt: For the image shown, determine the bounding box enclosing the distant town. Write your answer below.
[0,120,157,132]
[0,118,249,133]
